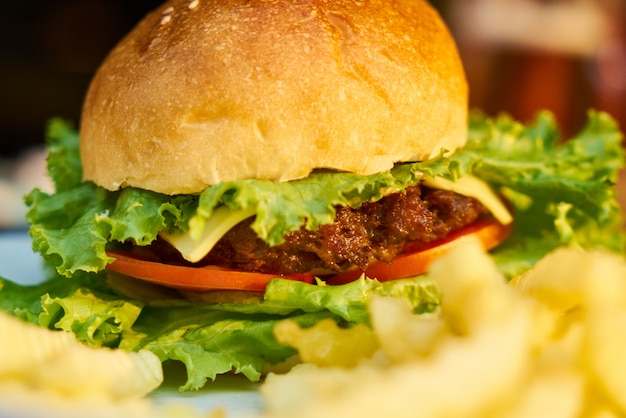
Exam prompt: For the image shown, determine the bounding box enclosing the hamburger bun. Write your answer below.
[80,0,468,195]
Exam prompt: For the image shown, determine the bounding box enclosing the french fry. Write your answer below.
[584,309,626,414]
[502,371,585,418]
[429,237,515,334]
[0,312,163,399]
[273,318,378,368]
[511,247,626,312]
[33,345,163,398]
[582,256,626,415]
[368,295,446,361]
[0,312,75,377]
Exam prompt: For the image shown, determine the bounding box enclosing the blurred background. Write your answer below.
[1,0,625,228]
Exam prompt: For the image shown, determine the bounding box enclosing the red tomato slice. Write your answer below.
[105,250,315,292]
[105,218,510,292]
[324,219,512,285]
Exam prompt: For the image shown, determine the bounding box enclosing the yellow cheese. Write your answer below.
[423,175,513,225]
[162,175,512,263]
[160,206,255,263]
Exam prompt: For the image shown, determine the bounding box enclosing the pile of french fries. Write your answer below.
[263,237,626,418]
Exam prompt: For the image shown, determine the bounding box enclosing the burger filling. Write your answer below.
[148,183,490,276]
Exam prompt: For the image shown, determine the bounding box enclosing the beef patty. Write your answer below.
[195,183,489,275]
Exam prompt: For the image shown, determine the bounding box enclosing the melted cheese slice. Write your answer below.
[160,206,256,263]
[423,175,513,225]
[161,175,512,263]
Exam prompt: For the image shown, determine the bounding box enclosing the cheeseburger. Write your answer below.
[78,0,512,290]
[14,0,624,390]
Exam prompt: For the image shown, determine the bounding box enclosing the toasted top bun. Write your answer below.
[80,0,468,195]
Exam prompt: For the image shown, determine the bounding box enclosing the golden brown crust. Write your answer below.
[80,0,468,195]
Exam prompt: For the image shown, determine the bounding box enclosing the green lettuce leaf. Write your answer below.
[0,273,438,391]
[40,288,142,347]
[467,111,625,275]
